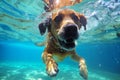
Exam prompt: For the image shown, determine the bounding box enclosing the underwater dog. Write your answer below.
[38,0,88,79]
[38,9,88,79]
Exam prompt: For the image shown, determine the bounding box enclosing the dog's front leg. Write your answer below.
[42,51,59,77]
[71,53,88,80]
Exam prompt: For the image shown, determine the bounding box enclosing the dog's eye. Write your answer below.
[70,13,79,22]
[54,13,63,24]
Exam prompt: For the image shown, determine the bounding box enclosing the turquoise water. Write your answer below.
[0,0,120,80]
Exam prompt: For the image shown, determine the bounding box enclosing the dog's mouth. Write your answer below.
[58,38,75,51]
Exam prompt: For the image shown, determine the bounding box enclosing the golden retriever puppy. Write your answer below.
[38,9,88,80]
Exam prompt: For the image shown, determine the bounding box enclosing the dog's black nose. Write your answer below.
[63,24,79,40]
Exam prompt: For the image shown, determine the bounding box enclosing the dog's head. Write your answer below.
[39,9,87,51]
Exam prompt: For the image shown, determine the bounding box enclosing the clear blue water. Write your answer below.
[0,0,120,80]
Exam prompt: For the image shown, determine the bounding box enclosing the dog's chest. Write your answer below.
[53,52,70,62]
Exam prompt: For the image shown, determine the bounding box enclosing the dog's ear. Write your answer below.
[79,14,87,30]
[38,17,51,35]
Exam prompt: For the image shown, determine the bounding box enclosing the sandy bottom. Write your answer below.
[0,62,119,80]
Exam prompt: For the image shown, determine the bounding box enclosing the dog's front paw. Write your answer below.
[46,59,59,77]
[79,60,88,80]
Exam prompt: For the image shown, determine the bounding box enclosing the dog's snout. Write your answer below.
[64,24,78,32]
[63,24,79,40]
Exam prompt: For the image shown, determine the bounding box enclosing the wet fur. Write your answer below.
[43,0,82,12]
